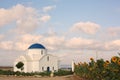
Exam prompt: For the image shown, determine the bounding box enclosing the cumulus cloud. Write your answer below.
[0,41,13,50]
[0,4,36,27]
[0,34,43,51]
[105,40,120,50]
[16,16,39,33]
[14,42,29,51]
[65,37,95,49]
[0,4,52,34]
[0,35,4,40]
[14,34,43,50]
[40,15,51,23]
[71,22,100,35]
[107,27,120,37]
[43,36,65,50]
[0,4,53,51]
[20,34,42,42]
[5,34,64,51]
[42,5,56,12]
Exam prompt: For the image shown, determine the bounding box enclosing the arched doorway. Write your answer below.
[47,67,50,72]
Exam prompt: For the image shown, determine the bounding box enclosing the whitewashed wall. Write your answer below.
[27,49,47,60]
[14,56,27,72]
[14,48,59,73]
[39,54,59,72]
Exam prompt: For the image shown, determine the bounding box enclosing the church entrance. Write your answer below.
[47,67,50,72]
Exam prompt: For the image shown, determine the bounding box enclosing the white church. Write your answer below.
[14,43,59,72]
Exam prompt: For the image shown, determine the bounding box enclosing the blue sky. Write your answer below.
[1,0,120,26]
[0,0,120,66]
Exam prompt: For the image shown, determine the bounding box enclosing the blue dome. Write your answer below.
[28,43,45,49]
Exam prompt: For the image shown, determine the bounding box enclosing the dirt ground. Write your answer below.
[0,75,82,80]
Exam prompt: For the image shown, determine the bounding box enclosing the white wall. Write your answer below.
[32,61,39,72]
[14,49,59,73]
[27,61,32,72]
[14,56,27,72]
[39,54,59,72]
[27,49,47,60]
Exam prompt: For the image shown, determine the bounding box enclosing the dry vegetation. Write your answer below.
[0,75,82,80]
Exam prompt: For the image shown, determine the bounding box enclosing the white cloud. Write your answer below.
[0,35,4,40]
[0,41,13,50]
[0,4,52,34]
[14,34,43,50]
[43,5,56,12]
[105,40,120,50]
[0,4,36,27]
[43,35,65,50]
[11,34,120,51]
[16,16,39,33]
[107,27,120,37]
[71,21,100,35]
[47,28,57,36]
[0,34,43,51]
[40,15,51,23]
[65,37,95,49]
[112,40,120,46]
[18,34,42,43]
[14,42,29,51]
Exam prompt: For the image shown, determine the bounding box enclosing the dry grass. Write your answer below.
[0,75,82,80]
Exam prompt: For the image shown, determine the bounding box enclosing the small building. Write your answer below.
[14,43,59,72]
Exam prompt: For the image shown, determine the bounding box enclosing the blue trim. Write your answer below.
[28,43,45,49]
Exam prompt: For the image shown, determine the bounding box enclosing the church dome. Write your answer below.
[28,43,45,49]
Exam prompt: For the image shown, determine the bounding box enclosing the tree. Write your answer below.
[16,61,24,71]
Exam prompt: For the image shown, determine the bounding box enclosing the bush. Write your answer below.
[54,69,73,76]
[0,70,51,76]
[40,71,51,76]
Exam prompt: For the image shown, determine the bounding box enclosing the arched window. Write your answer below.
[52,67,54,70]
[42,67,44,71]
[47,56,49,61]
[41,50,43,55]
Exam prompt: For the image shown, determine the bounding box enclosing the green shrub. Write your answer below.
[54,69,73,76]
[0,69,51,76]
[39,71,51,76]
